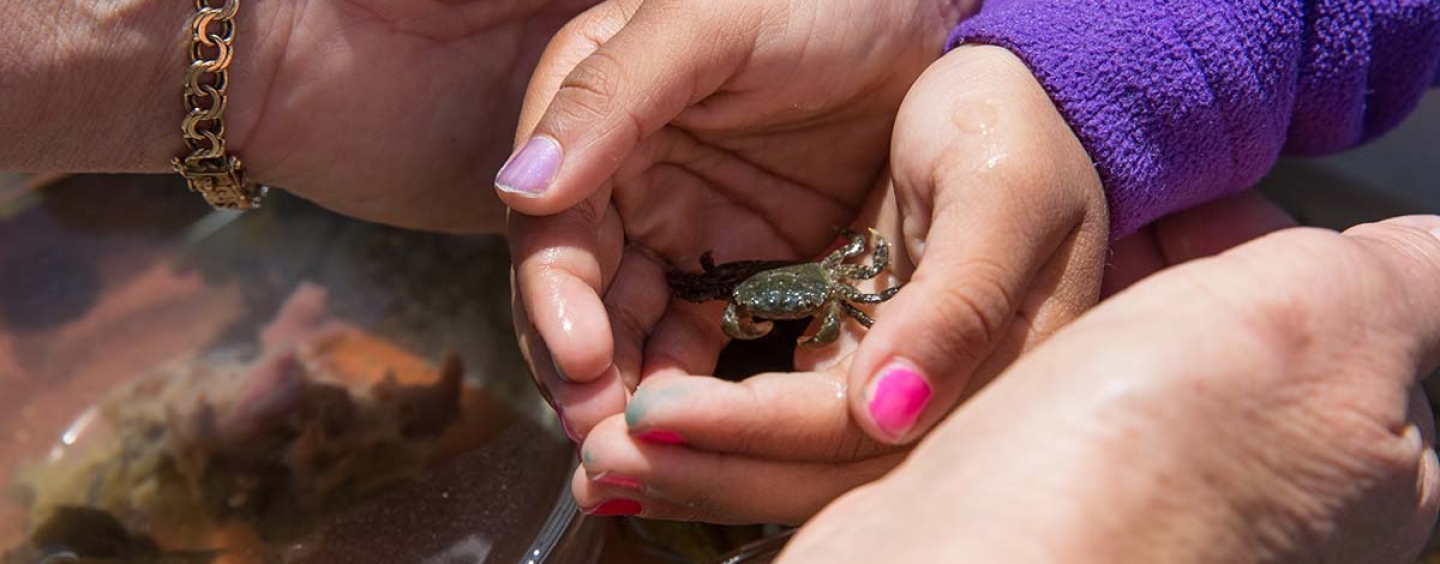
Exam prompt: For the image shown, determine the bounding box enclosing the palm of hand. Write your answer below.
[234,0,600,232]
[596,128,884,380]
[601,27,935,374]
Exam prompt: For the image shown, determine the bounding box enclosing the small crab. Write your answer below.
[718,228,902,347]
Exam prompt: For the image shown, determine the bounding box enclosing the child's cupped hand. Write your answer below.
[500,0,970,447]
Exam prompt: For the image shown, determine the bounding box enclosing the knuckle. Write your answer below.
[1223,228,1382,344]
[824,428,890,462]
[1222,293,1315,375]
[553,51,631,126]
[652,484,729,524]
[561,50,625,107]
[823,409,906,461]
[1171,228,1362,377]
[920,259,1017,357]
[604,301,651,348]
[717,385,773,454]
[569,195,607,230]
[550,50,651,147]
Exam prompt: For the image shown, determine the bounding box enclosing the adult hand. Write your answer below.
[229,0,601,232]
[783,214,1440,564]
[503,0,967,440]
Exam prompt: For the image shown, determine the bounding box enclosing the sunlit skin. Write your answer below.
[2,0,601,232]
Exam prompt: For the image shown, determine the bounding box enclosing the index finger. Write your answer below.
[508,196,625,383]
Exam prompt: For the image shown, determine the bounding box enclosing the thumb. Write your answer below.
[493,0,752,216]
[847,45,1108,444]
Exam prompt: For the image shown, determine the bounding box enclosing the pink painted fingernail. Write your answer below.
[593,473,643,491]
[633,429,685,445]
[587,498,643,517]
[495,135,562,197]
[867,361,932,440]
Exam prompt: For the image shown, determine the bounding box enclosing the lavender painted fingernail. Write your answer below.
[495,135,562,197]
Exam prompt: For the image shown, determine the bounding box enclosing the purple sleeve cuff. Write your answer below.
[949,0,1440,238]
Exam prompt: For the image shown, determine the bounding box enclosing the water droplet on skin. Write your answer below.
[950,101,999,136]
[982,148,1008,170]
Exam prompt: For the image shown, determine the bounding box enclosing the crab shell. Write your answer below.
[729,263,834,319]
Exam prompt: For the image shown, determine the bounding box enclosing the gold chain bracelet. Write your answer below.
[172,0,266,210]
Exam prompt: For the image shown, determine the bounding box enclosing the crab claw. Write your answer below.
[722,302,773,340]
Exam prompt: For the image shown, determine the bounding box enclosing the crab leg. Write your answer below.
[839,301,876,328]
[822,229,867,269]
[833,228,891,280]
[836,283,901,304]
[798,302,843,347]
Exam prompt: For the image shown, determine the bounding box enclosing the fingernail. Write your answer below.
[587,498,643,517]
[559,411,581,443]
[593,472,644,491]
[550,357,570,382]
[495,135,562,197]
[553,405,581,443]
[867,360,932,440]
[633,429,685,445]
[626,383,693,427]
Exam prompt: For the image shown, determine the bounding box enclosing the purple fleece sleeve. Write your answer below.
[949,0,1440,238]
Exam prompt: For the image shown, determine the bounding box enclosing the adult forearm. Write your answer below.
[0,0,283,173]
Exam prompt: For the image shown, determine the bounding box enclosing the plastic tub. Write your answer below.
[0,175,599,564]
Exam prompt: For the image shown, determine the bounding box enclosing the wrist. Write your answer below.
[0,0,286,175]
